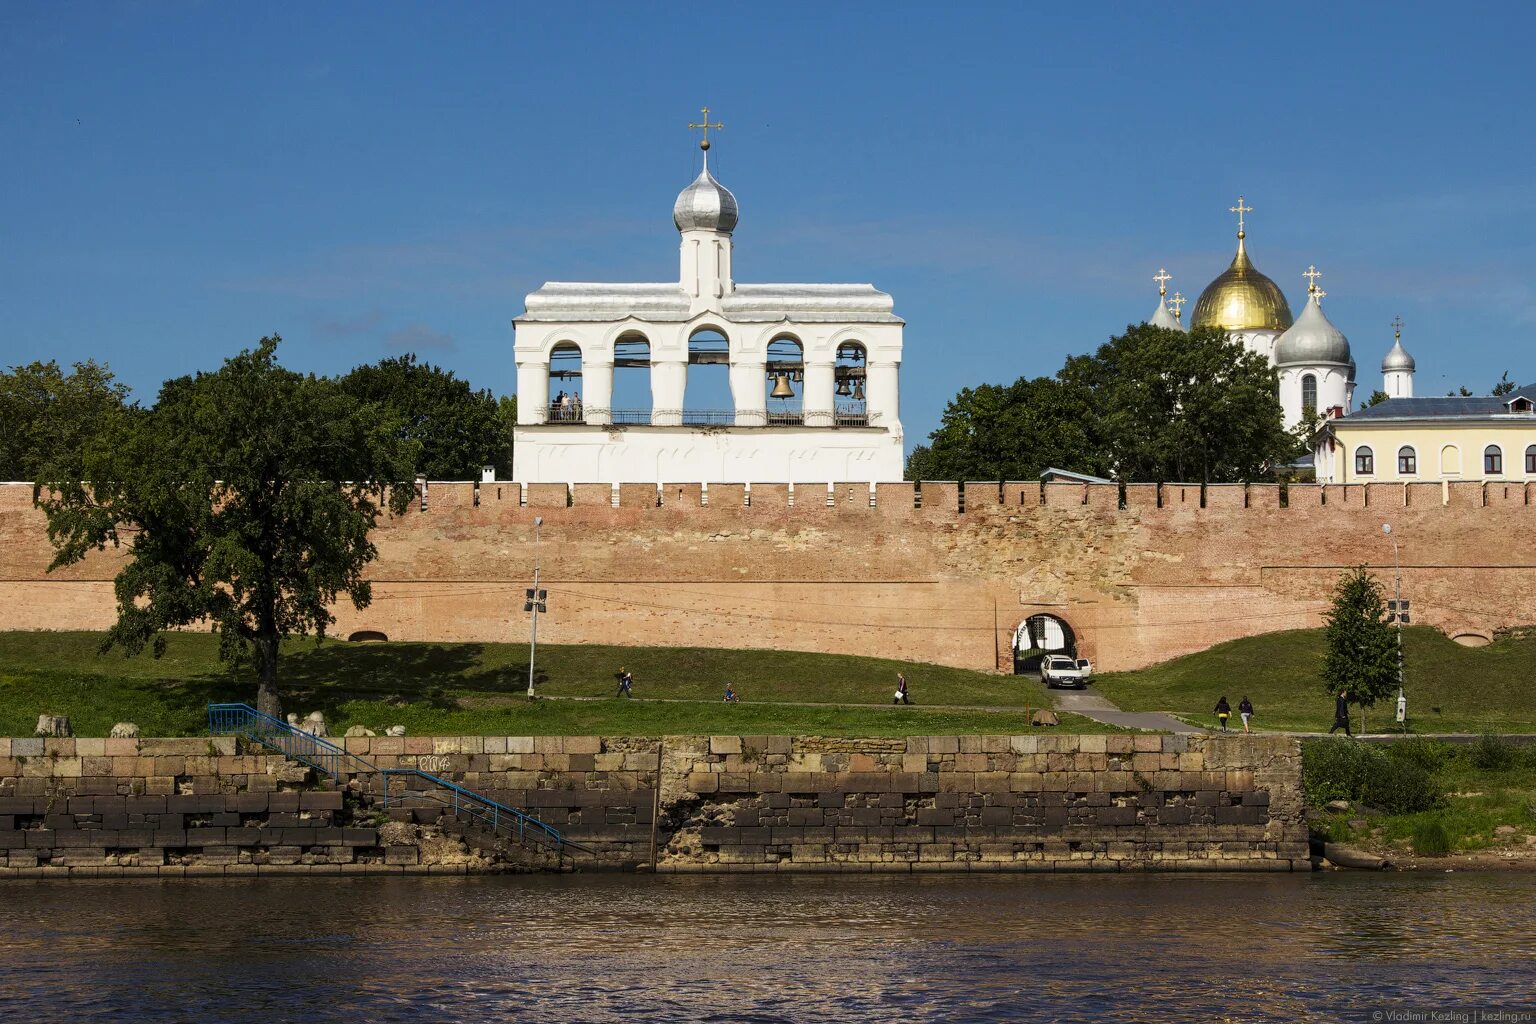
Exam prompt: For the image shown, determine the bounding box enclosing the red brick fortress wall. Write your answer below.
[1,481,1532,672]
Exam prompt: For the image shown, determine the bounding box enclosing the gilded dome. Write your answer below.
[673,160,739,234]
[1191,237,1294,332]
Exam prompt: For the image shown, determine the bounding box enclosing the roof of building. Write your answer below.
[1340,387,1536,423]
[1382,336,1416,373]
[516,281,900,324]
[1149,299,1185,332]
[1275,290,1351,367]
[673,162,739,234]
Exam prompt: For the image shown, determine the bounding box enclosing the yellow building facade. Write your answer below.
[1316,393,1536,484]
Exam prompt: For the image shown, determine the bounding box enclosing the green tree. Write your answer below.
[1362,390,1390,409]
[904,376,1097,480]
[1321,566,1399,733]
[495,395,518,478]
[0,360,133,482]
[1492,371,1516,397]
[337,354,507,479]
[40,336,418,716]
[1063,324,1297,483]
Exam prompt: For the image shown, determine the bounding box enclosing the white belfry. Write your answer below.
[512,110,904,485]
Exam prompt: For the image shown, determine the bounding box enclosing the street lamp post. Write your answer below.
[1382,523,1405,733]
[526,516,545,698]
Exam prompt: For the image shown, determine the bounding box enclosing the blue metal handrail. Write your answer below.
[207,703,583,855]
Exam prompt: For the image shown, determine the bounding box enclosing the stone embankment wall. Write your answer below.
[0,733,1307,877]
[2,480,1533,673]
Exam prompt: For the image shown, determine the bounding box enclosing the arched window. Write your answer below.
[834,341,868,426]
[684,327,732,426]
[1398,446,1417,475]
[1526,444,1536,474]
[611,332,652,425]
[1301,374,1318,415]
[765,335,804,426]
[1484,444,1503,475]
[547,342,584,424]
[1354,445,1374,476]
[1441,445,1461,476]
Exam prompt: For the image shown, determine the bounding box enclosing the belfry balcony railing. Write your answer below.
[537,407,881,428]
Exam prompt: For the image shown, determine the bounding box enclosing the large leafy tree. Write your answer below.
[906,376,1098,481]
[337,354,509,478]
[0,360,133,482]
[1321,566,1400,732]
[907,324,1297,482]
[40,336,418,716]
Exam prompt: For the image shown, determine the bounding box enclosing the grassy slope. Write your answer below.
[0,631,1085,738]
[1093,626,1536,734]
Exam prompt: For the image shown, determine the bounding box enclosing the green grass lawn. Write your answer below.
[1094,626,1536,735]
[0,631,1083,738]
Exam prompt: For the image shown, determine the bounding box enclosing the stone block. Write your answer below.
[709,736,742,755]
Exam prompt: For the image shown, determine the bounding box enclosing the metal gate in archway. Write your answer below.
[1012,613,1077,675]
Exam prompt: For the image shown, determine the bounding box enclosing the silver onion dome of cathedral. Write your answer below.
[673,160,739,234]
[1274,291,1352,366]
[1382,336,1416,373]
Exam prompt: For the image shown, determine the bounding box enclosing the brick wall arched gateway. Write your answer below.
[2,480,1534,674]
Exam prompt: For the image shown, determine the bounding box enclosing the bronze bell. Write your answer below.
[853,380,865,401]
[770,373,795,399]
[835,378,852,397]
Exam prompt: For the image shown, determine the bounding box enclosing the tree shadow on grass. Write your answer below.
[244,642,548,720]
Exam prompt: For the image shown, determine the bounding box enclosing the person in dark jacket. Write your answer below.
[1214,696,1231,731]
[1329,690,1352,735]
[1238,696,1255,734]
[617,668,634,699]
[894,673,911,705]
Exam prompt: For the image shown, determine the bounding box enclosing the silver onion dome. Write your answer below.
[1382,336,1416,373]
[1149,300,1186,332]
[1274,291,1352,366]
[673,163,739,234]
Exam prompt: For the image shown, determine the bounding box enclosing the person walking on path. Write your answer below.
[617,668,634,699]
[1238,696,1254,734]
[1214,696,1231,732]
[894,673,911,706]
[1329,690,1352,736]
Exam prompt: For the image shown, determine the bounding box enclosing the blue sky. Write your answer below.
[3,2,1533,448]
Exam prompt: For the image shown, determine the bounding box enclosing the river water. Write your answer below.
[1,873,1532,1023]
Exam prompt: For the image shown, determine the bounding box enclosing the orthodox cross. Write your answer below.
[1303,265,1323,294]
[1392,315,1404,340]
[1230,195,1253,235]
[1154,268,1171,297]
[1169,291,1186,321]
[688,107,724,151]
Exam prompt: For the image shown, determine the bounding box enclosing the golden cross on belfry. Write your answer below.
[1392,314,1404,339]
[1230,195,1254,235]
[1169,291,1186,321]
[1154,268,1172,297]
[1303,265,1323,294]
[688,106,724,151]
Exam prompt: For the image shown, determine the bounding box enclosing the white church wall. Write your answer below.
[511,425,904,485]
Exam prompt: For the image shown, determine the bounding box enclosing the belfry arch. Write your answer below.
[1012,613,1078,675]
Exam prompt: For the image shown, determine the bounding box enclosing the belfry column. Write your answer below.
[583,360,613,425]
[867,360,900,429]
[803,360,835,427]
[731,356,767,426]
[651,358,687,425]
[516,360,550,424]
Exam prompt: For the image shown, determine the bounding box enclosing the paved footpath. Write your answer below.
[1050,689,1204,734]
[540,688,1206,734]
